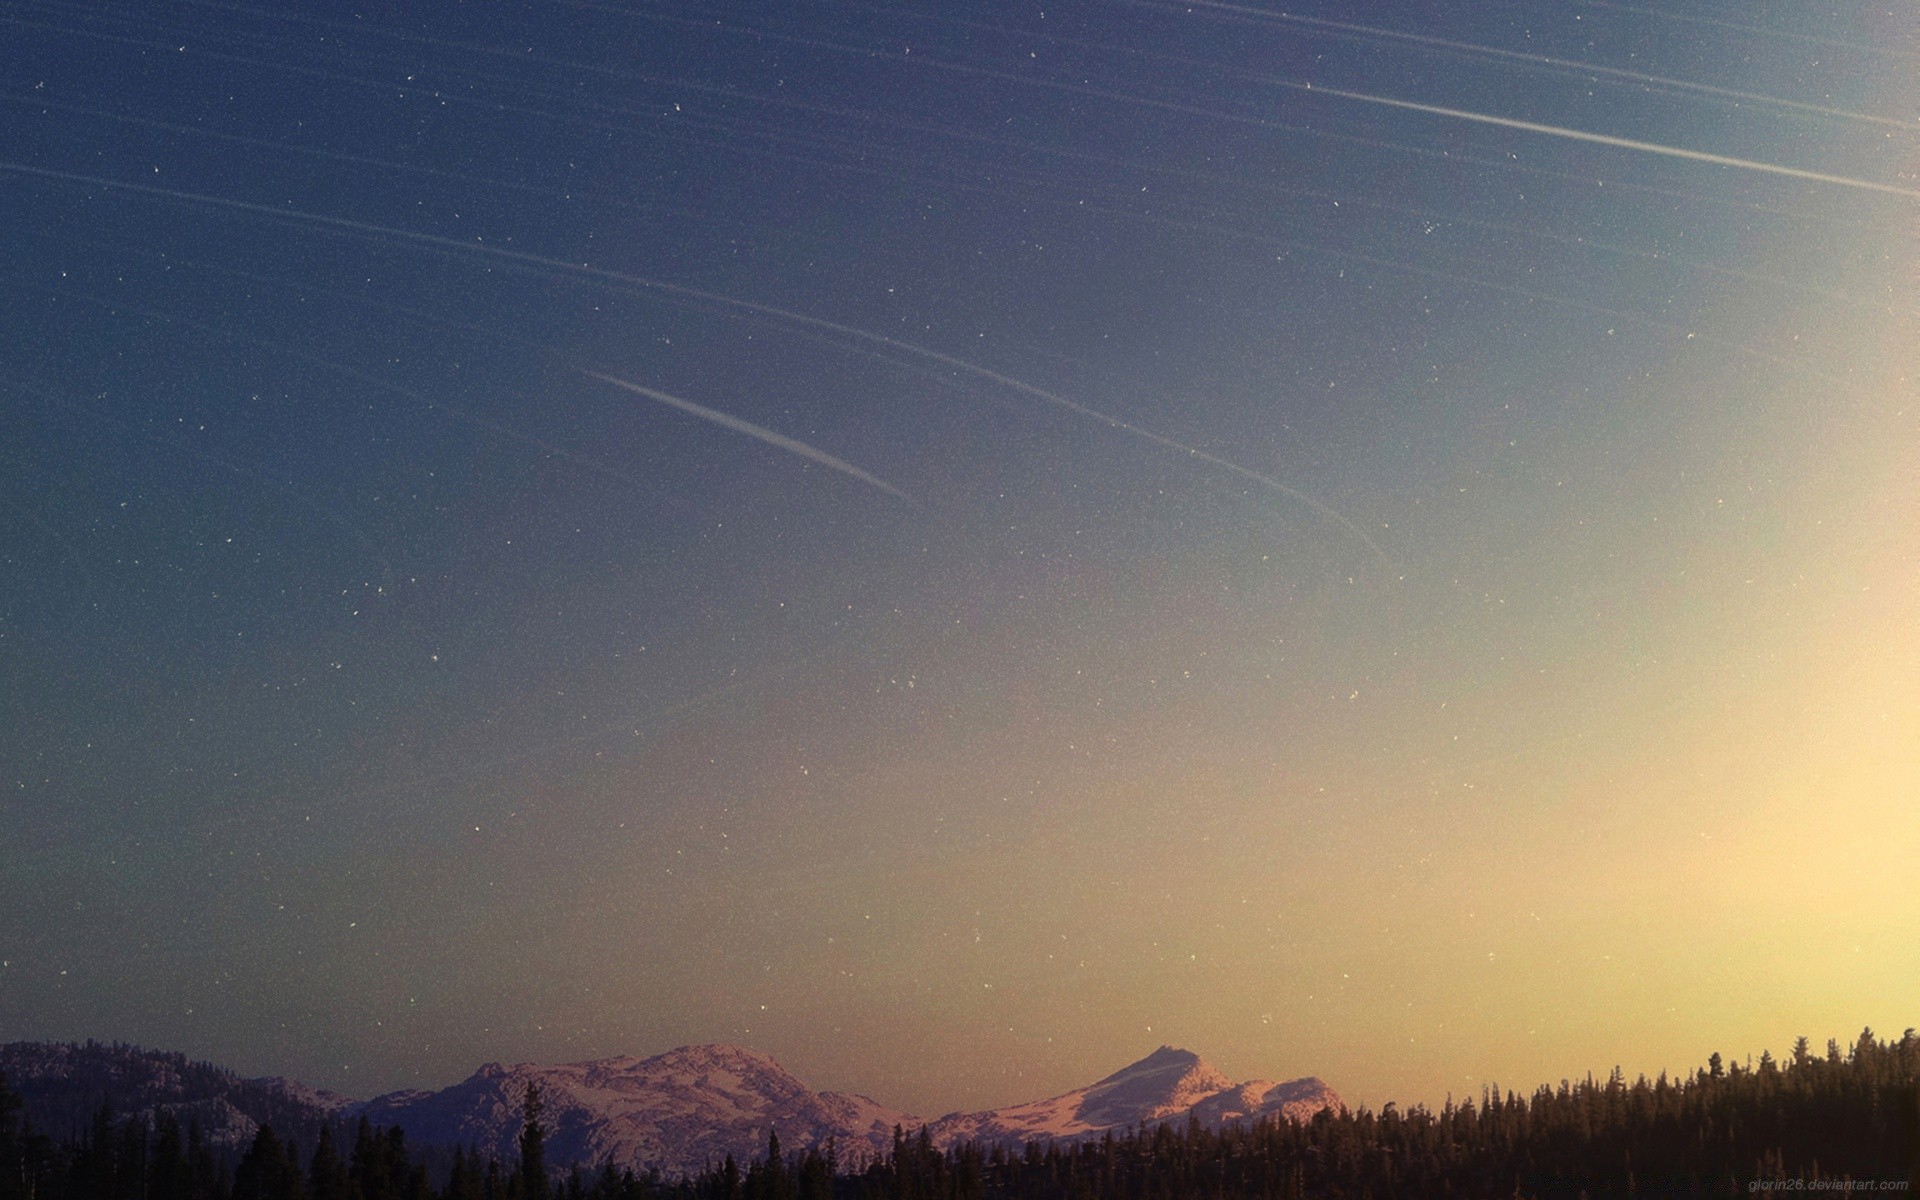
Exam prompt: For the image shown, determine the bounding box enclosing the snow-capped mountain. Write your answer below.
[1,1041,1338,1179]
[924,1046,1339,1145]
[355,1043,1340,1176]
[356,1044,916,1177]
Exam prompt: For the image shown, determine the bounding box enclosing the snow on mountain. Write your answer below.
[356,1044,918,1178]
[353,1044,1338,1175]
[1186,1076,1342,1127]
[247,1076,358,1115]
[924,1047,1340,1146]
[1,1040,1339,1179]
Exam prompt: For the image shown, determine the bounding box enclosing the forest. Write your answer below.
[4,1028,1915,1200]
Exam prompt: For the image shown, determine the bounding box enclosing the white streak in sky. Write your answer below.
[0,163,1393,566]
[1585,1,1920,63]
[1170,0,1918,131]
[1282,84,1920,199]
[581,371,912,503]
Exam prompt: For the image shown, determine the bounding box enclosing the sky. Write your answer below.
[0,0,1915,1118]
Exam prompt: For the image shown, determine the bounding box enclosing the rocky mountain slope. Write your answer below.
[357,1044,912,1176]
[924,1046,1337,1146]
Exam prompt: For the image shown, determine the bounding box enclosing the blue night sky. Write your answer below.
[1,0,1915,1115]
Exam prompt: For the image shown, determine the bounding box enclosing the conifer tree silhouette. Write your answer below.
[518,1083,550,1200]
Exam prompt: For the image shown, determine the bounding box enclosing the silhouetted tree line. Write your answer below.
[6,1031,1916,1200]
[0,1082,616,1200]
[886,1026,1920,1200]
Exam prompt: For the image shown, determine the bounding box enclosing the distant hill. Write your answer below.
[0,1041,352,1157]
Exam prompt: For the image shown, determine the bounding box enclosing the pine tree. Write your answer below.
[115,1110,150,1200]
[517,1084,551,1200]
[763,1129,787,1200]
[149,1111,191,1200]
[234,1125,305,1200]
[69,1096,117,1200]
[447,1147,486,1200]
[1791,1037,1813,1069]
[352,1116,397,1200]
[186,1119,223,1200]
[0,1075,24,1200]
[309,1125,349,1200]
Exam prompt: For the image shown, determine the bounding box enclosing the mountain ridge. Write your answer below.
[0,1040,1340,1178]
[921,1045,1336,1147]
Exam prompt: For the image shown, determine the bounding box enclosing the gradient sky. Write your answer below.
[1,0,1915,1118]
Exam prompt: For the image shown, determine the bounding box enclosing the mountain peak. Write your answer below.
[648,1043,789,1071]
[1099,1046,1210,1079]
[1078,1047,1233,1127]
[923,1046,1335,1147]
[358,1041,913,1177]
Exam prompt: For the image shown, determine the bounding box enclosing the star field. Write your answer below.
[0,0,1915,1114]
